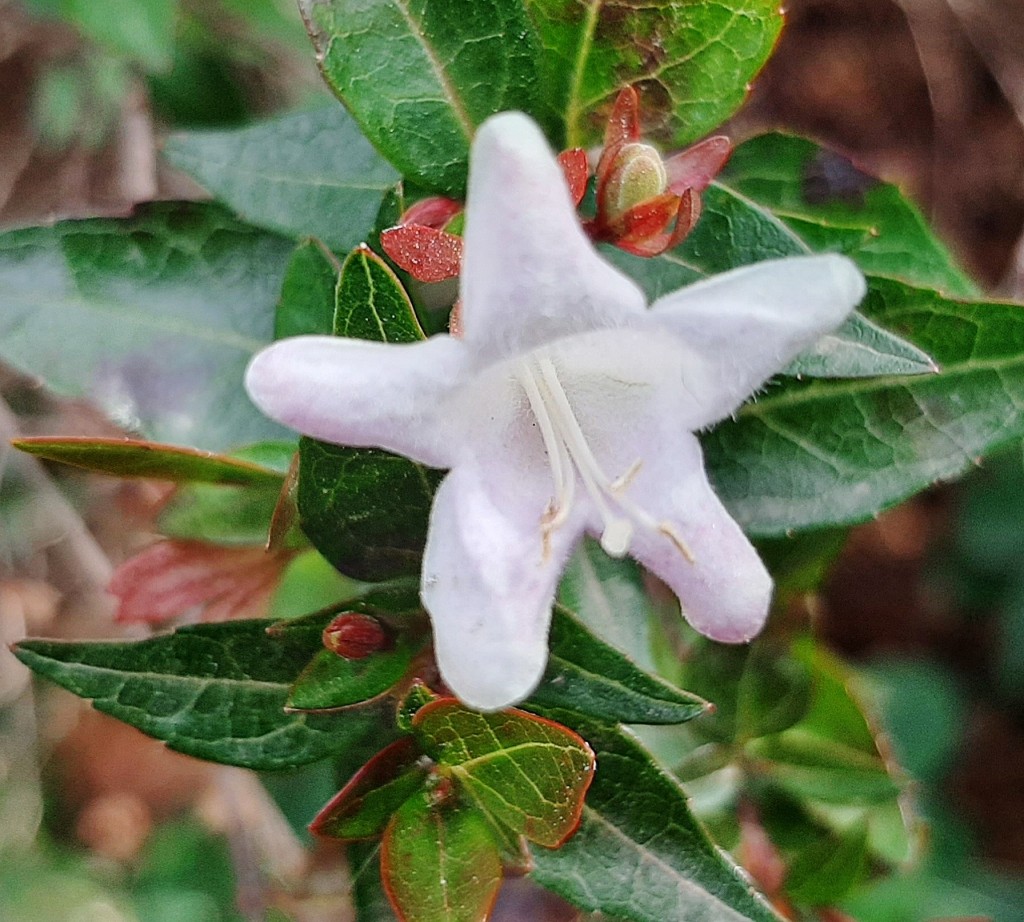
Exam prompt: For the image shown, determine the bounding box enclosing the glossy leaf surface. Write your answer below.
[296,246,442,579]
[525,0,782,148]
[413,700,595,848]
[529,722,780,922]
[300,0,540,194]
[14,620,379,770]
[381,793,502,922]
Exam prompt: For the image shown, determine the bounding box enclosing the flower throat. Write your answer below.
[516,354,694,563]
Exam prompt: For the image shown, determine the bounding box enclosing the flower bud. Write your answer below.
[323,612,388,659]
[600,142,668,221]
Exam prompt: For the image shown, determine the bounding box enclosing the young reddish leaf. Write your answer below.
[380,225,463,282]
[310,737,427,841]
[12,437,284,485]
[557,149,590,206]
[412,700,595,848]
[597,86,641,186]
[286,632,424,712]
[381,792,502,922]
[109,540,292,624]
[664,135,732,194]
[401,197,463,229]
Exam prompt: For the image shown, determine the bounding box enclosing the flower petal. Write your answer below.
[422,463,584,711]
[245,334,466,468]
[618,431,772,644]
[648,254,866,428]
[460,112,646,359]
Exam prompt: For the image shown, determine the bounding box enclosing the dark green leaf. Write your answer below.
[413,700,595,848]
[165,107,399,251]
[349,842,399,922]
[524,0,782,149]
[11,437,283,485]
[275,239,341,339]
[298,246,441,580]
[396,681,440,733]
[528,605,709,726]
[299,0,540,194]
[13,620,381,770]
[608,183,937,379]
[311,738,427,840]
[722,133,978,298]
[0,202,293,451]
[706,277,1024,535]
[287,633,423,711]
[529,722,780,922]
[381,793,502,922]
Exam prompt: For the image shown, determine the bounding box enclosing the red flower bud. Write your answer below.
[322,613,389,659]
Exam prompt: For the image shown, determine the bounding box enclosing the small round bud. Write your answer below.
[600,142,667,220]
[323,613,388,659]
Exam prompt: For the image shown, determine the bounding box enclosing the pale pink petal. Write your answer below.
[648,254,866,429]
[245,334,466,468]
[611,431,772,644]
[460,113,646,359]
[421,463,585,711]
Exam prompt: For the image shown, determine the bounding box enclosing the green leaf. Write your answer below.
[381,793,502,922]
[11,437,284,485]
[607,183,937,379]
[63,0,178,72]
[286,633,423,711]
[785,823,869,907]
[165,107,400,251]
[0,202,293,451]
[747,642,901,806]
[557,538,656,669]
[706,277,1024,535]
[413,700,595,848]
[297,246,442,580]
[396,681,440,733]
[275,239,341,339]
[524,0,782,149]
[158,480,284,546]
[528,604,709,726]
[310,738,427,840]
[349,842,399,922]
[722,133,978,298]
[681,639,813,745]
[299,0,540,195]
[13,620,383,770]
[529,722,780,922]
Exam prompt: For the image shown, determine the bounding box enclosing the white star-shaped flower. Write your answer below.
[245,112,866,711]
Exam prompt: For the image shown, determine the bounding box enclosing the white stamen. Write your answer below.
[518,353,694,565]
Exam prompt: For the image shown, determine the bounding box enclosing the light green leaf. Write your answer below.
[63,0,178,72]
[0,203,293,451]
[165,107,400,251]
[381,793,502,922]
[13,620,383,770]
[413,700,595,848]
[299,0,540,194]
[524,0,783,149]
